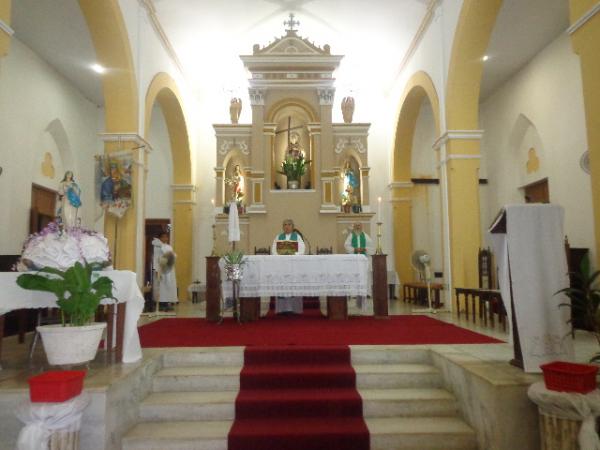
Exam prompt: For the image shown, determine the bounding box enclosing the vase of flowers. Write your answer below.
[279,154,310,190]
[223,250,246,281]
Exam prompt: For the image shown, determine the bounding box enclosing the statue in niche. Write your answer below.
[341,159,360,213]
[288,132,303,158]
[57,170,82,228]
[230,98,242,124]
[341,97,355,124]
[225,164,245,204]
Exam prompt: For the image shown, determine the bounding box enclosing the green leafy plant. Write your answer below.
[223,249,245,265]
[279,154,310,181]
[556,255,600,362]
[16,262,116,327]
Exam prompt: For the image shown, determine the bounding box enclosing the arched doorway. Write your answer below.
[145,72,194,300]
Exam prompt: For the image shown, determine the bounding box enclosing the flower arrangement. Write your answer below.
[222,249,246,281]
[279,154,310,181]
[18,222,111,272]
[16,262,115,326]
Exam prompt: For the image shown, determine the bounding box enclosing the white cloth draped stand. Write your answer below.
[0,270,144,363]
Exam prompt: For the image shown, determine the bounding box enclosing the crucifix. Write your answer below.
[275,116,304,154]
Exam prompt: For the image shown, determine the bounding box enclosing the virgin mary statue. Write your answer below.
[58,170,82,228]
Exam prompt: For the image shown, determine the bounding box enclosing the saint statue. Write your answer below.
[341,96,355,124]
[57,170,82,228]
[225,164,244,203]
[230,98,242,124]
[288,132,303,158]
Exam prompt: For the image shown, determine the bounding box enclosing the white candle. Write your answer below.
[377,196,382,221]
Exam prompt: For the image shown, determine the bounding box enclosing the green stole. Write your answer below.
[278,232,298,241]
[351,232,366,254]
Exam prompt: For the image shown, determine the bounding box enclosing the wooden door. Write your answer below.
[30,184,57,233]
[523,179,549,204]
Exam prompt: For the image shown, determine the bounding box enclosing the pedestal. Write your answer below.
[372,254,388,317]
[539,412,580,450]
[205,256,221,322]
[327,296,347,320]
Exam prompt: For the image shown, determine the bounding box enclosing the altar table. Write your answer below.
[0,270,144,365]
[220,254,369,320]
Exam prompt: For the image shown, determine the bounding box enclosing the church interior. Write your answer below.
[1,0,600,449]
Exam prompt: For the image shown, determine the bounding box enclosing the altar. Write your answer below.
[0,270,145,365]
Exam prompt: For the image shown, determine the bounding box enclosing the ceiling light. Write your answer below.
[482,55,489,62]
[91,63,106,74]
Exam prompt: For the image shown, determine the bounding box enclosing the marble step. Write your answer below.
[355,363,443,389]
[360,388,458,417]
[122,420,231,450]
[139,391,237,421]
[367,416,478,450]
[153,366,241,392]
[351,346,432,365]
[162,348,244,368]
[122,416,477,450]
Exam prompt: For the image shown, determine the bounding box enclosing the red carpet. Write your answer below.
[139,311,503,347]
[228,346,369,450]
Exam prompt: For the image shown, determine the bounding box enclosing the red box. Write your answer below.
[28,370,86,403]
[540,361,598,394]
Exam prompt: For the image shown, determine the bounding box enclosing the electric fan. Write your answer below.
[411,250,436,314]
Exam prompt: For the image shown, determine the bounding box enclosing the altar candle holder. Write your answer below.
[375,221,383,255]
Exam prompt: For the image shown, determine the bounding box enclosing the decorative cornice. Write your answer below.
[306,123,321,135]
[438,154,481,167]
[388,181,414,189]
[0,19,14,37]
[317,88,335,106]
[171,184,196,191]
[138,0,184,74]
[332,123,371,135]
[213,125,252,136]
[432,130,485,150]
[567,2,600,35]
[263,123,278,135]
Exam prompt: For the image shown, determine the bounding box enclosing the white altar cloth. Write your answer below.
[221,254,369,298]
[0,270,144,363]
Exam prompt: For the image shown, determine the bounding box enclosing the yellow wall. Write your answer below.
[145,73,194,299]
[0,0,12,57]
[569,0,600,264]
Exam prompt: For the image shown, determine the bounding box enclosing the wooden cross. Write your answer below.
[275,116,304,153]
[284,13,300,32]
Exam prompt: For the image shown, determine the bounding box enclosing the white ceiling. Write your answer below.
[10,0,570,109]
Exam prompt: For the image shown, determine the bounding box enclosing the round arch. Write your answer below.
[391,71,441,285]
[145,72,193,300]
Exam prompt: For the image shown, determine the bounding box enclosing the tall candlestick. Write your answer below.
[377,196,382,221]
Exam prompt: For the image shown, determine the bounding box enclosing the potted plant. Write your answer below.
[279,154,310,189]
[556,255,600,362]
[17,262,116,365]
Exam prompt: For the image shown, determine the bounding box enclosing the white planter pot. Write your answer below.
[37,323,107,365]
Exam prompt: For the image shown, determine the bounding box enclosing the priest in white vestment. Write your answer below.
[271,219,305,314]
[152,232,178,310]
[344,222,373,313]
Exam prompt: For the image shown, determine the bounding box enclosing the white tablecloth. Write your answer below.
[221,254,369,298]
[0,270,144,363]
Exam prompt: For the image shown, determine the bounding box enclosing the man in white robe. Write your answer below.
[152,232,178,311]
[271,219,305,314]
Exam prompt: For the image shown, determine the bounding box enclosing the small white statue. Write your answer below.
[57,170,81,228]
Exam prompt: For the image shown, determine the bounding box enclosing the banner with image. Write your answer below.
[95,154,133,218]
